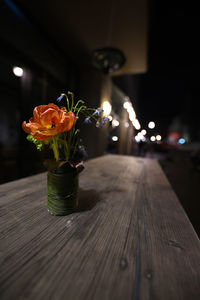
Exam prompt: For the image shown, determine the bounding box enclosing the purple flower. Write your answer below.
[96,120,102,128]
[57,94,64,102]
[92,108,103,116]
[84,117,92,124]
[95,116,110,128]
[102,117,110,125]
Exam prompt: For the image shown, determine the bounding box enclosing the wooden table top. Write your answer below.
[0,154,200,300]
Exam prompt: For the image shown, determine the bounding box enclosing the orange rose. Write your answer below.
[22,104,75,140]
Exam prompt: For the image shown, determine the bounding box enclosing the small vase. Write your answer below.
[47,163,79,215]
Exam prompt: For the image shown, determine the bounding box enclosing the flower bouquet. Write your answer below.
[22,92,109,215]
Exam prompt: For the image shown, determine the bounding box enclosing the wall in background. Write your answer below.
[0,1,112,184]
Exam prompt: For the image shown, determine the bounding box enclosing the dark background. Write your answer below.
[115,0,200,141]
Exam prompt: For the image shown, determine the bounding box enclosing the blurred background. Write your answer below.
[0,0,199,235]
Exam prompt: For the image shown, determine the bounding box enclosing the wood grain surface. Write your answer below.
[0,155,200,300]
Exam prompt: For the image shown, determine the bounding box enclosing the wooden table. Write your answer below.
[1,155,200,300]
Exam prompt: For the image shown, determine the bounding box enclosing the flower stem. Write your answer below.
[62,94,70,111]
[52,136,59,161]
[68,91,74,111]
[73,100,85,111]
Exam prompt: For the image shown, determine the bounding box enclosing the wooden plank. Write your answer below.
[0,173,46,204]
[136,159,200,300]
[0,155,200,300]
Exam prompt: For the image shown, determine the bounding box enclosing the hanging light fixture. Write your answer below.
[92,47,126,74]
[92,0,126,74]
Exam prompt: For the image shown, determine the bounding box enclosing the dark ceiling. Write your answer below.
[15,0,148,75]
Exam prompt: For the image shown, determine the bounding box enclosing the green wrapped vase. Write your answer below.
[47,163,79,215]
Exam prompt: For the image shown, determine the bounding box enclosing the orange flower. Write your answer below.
[22,104,75,140]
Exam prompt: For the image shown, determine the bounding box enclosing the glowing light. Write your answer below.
[112,136,118,142]
[178,138,185,144]
[123,101,130,109]
[132,119,141,130]
[135,136,140,143]
[128,114,134,122]
[108,115,112,121]
[123,98,142,130]
[129,110,136,122]
[102,100,112,116]
[141,136,146,142]
[137,132,146,142]
[156,135,162,141]
[141,129,147,135]
[150,136,156,142]
[112,119,119,127]
[13,66,23,77]
[125,122,129,128]
[138,132,144,139]
[123,100,136,122]
[148,121,155,129]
